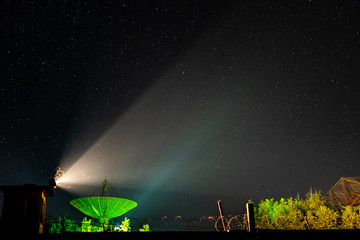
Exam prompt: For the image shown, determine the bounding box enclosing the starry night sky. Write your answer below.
[1,1,360,218]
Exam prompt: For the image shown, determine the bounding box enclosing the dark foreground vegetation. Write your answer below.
[5,190,359,238]
[43,190,360,233]
[254,190,360,230]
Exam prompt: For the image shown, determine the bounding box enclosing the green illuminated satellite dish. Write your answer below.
[70,180,137,223]
[70,197,137,221]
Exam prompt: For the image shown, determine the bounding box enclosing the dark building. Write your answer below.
[0,182,55,234]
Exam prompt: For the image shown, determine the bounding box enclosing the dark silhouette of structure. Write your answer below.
[0,179,56,234]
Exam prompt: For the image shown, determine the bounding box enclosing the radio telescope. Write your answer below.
[70,179,137,224]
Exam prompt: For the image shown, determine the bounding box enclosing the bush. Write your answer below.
[306,205,339,229]
[114,217,131,232]
[341,205,360,229]
[139,224,151,232]
[254,190,360,230]
[256,197,305,229]
[80,217,92,232]
[48,216,79,233]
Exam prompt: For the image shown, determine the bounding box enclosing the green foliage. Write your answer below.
[48,216,152,233]
[341,205,360,229]
[48,216,79,233]
[79,217,111,232]
[48,217,62,234]
[80,217,92,232]
[307,205,339,229]
[256,197,305,229]
[120,217,131,232]
[257,198,278,221]
[301,189,324,213]
[275,197,306,230]
[139,224,151,232]
[254,190,360,230]
[113,217,131,232]
[64,217,80,232]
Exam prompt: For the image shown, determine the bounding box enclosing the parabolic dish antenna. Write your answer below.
[70,196,137,221]
[70,179,137,223]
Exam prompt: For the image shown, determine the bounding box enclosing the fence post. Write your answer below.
[246,202,256,233]
[217,200,227,231]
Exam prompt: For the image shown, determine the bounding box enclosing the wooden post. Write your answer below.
[246,202,256,233]
[217,200,227,231]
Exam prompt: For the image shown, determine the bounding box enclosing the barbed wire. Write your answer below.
[126,215,248,231]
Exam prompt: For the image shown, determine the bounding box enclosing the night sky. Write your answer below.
[1,1,360,218]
